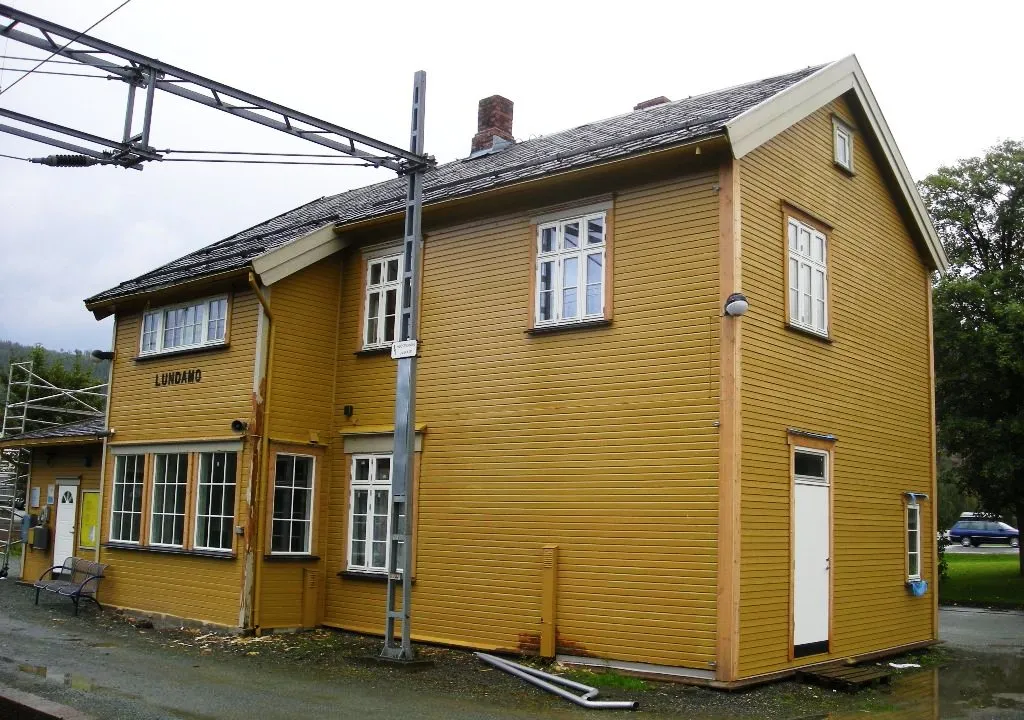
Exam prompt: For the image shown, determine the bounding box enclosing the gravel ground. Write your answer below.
[0,580,940,719]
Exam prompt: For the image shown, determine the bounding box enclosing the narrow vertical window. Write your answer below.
[833,118,854,172]
[907,504,921,580]
[207,298,228,342]
[787,217,829,337]
[535,212,606,327]
[150,453,188,547]
[141,312,160,353]
[271,454,315,554]
[110,454,144,543]
[363,255,403,348]
[194,452,237,551]
[348,454,392,573]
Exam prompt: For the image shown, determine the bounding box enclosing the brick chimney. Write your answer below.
[633,96,670,111]
[471,95,514,154]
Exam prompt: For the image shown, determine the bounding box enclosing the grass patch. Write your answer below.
[940,553,1024,609]
[560,668,648,692]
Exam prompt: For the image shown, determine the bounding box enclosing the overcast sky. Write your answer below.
[1,0,1021,351]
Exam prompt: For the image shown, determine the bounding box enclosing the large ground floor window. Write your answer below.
[271,454,315,554]
[108,445,238,555]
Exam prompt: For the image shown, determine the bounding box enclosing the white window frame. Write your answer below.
[149,453,189,548]
[362,254,404,349]
[535,212,607,327]
[347,454,393,574]
[138,294,229,357]
[109,454,145,544]
[906,503,922,581]
[271,453,315,555]
[833,118,854,172]
[193,451,238,553]
[787,217,829,337]
[793,447,829,486]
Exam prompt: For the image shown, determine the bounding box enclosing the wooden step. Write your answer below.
[796,662,894,692]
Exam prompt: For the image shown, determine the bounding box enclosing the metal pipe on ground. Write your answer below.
[475,652,638,710]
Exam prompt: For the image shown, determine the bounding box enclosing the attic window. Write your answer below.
[140,295,229,356]
[833,117,854,173]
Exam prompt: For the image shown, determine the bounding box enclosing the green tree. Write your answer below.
[1,345,106,431]
[920,140,1024,575]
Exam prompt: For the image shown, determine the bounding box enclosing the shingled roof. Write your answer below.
[85,65,824,307]
[0,417,105,447]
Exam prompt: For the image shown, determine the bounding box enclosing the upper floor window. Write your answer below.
[536,213,606,327]
[363,255,403,349]
[833,118,854,172]
[140,295,229,356]
[787,217,829,337]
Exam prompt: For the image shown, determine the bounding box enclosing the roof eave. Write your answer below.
[724,54,948,274]
[0,434,103,450]
[84,267,254,318]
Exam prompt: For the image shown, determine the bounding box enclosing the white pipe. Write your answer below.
[475,652,638,710]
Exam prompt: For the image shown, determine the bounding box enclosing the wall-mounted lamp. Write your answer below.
[230,419,248,433]
[723,292,749,317]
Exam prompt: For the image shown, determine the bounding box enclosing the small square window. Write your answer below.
[833,118,854,172]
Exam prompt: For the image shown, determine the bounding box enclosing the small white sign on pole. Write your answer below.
[391,340,418,360]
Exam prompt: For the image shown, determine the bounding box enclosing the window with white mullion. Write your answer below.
[907,504,921,580]
[140,295,229,355]
[536,213,606,326]
[271,454,315,555]
[787,218,828,336]
[194,451,237,552]
[150,453,188,547]
[363,255,403,348]
[348,454,392,573]
[110,454,145,543]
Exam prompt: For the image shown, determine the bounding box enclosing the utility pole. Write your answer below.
[382,70,426,661]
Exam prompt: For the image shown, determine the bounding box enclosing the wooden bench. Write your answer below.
[34,557,108,616]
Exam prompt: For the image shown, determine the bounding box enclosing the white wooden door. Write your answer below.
[793,479,830,657]
[53,484,78,570]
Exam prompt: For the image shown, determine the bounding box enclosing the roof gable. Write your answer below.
[725,55,947,272]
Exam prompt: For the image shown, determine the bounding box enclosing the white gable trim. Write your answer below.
[725,55,948,273]
[251,223,351,285]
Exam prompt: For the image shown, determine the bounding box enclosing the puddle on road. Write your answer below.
[18,663,94,691]
[830,651,1024,719]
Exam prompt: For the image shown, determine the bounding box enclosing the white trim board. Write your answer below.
[251,223,350,286]
[725,54,948,273]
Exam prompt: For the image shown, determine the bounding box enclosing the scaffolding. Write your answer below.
[0,359,107,578]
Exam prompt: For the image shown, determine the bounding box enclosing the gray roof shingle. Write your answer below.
[85,64,823,306]
[0,417,105,443]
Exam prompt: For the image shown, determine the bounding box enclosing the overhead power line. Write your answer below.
[0,54,94,66]
[1,67,117,79]
[0,152,29,162]
[0,0,135,97]
[161,158,376,167]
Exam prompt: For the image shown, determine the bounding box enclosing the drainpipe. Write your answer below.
[247,272,274,633]
[94,318,117,565]
[475,653,638,710]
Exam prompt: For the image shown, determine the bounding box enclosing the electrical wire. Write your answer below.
[0,68,118,80]
[160,158,375,167]
[0,153,30,162]
[0,0,137,97]
[0,54,97,66]
[161,149,365,158]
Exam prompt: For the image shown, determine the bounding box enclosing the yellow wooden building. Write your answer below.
[10,55,947,686]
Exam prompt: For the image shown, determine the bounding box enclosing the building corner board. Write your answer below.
[716,156,743,681]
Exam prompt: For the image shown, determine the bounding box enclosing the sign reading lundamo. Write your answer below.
[155,368,202,387]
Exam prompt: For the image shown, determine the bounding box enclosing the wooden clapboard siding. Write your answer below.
[265,257,341,442]
[737,97,935,678]
[107,290,260,443]
[323,171,722,669]
[21,445,102,582]
[97,445,252,627]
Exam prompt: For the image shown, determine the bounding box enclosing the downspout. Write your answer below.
[247,272,274,633]
[475,653,638,710]
[94,317,117,565]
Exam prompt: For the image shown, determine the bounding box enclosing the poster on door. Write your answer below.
[78,492,99,550]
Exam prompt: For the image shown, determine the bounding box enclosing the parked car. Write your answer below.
[948,519,1019,548]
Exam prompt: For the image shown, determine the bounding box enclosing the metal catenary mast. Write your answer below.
[1,4,433,657]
